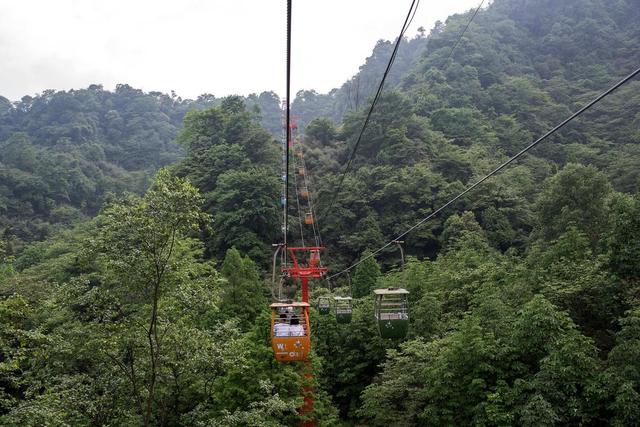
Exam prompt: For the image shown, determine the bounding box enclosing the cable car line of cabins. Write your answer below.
[270,118,411,366]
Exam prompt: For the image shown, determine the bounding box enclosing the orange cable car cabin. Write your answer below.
[305,213,314,225]
[270,302,311,362]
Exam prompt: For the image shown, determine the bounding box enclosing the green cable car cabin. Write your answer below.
[334,296,352,324]
[318,296,331,315]
[374,288,409,339]
[270,302,311,362]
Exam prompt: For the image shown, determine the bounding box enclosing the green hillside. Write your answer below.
[0,86,281,253]
[1,0,639,425]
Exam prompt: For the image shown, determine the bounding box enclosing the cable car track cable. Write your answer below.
[300,144,322,247]
[440,0,485,66]
[327,65,640,280]
[292,147,306,247]
[320,0,486,221]
[284,0,292,251]
[320,0,420,220]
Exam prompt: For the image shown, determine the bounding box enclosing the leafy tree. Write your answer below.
[360,294,602,426]
[0,240,14,283]
[528,227,625,348]
[352,250,381,298]
[441,211,485,249]
[95,169,209,426]
[174,99,280,263]
[534,163,612,249]
[305,118,337,146]
[0,295,39,415]
[604,309,640,426]
[607,192,640,285]
[220,247,267,329]
[208,168,280,262]
[312,296,387,418]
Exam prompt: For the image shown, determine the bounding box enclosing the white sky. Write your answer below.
[0,0,481,101]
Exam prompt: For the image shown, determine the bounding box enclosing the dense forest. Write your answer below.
[1,0,640,425]
[0,86,282,253]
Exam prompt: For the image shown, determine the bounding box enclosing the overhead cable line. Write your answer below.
[298,142,323,247]
[327,66,640,280]
[292,147,306,247]
[284,0,292,251]
[320,0,484,221]
[440,0,485,65]
[320,0,420,220]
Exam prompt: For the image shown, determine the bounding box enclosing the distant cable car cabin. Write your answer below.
[300,190,310,199]
[305,213,314,225]
[298,168,305,177]
[318,296,331,315]
[270,302,311,362]
[334,296,353,324]
[309,249,321,266]
[374,288,409,339]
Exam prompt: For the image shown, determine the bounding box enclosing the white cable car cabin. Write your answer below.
[270,302,311,362]
[374,288,409,339]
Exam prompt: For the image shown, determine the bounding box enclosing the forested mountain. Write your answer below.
[0,86,281,253]
[1,0,640,425]
[308,0,640,269]
[171,97,281,263]
[291,34,429,129]
[0,85,181,251]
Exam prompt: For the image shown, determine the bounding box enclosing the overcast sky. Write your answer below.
[0,0,482,101]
